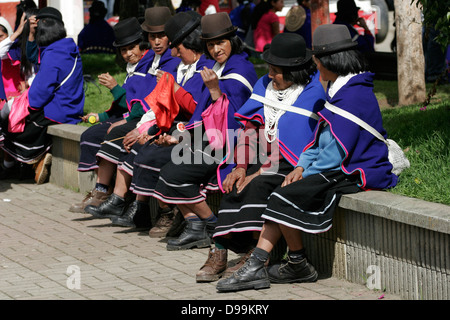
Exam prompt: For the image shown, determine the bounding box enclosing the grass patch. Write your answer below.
[80,54,450,205]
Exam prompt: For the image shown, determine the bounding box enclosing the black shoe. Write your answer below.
[267,256,318,284]
[0,163,19,180]
[110,200,152,229]
[166,220,211,251]
[84,193,127,219]
[216,255,270,292]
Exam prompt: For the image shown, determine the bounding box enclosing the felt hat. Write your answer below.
[337,0,360,13]
[285,5,306,32]
[200,12,237,40]
[113,17,143,47]
[311,24,357,56]
[141,6,172,33]
[164,11,200,48]
[89,1,107,18]
[262,33,311,67]
[36,6,64,24]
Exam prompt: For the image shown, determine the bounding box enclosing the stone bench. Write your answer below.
[47,123,450,300]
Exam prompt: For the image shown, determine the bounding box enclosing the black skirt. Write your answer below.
[130,142,176,196]
[77,116,123,171]
[261,171,361,234]
[96,118,140,164]
[0,108,55,163]
[152,144,220,204]
[214,160,293,238]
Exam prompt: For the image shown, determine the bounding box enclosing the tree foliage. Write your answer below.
[412,0,450,51]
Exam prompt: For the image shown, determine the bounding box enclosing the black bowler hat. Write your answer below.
[262,33,311,67]
[113,17,143,47]
[36,6,64,24]
[141,6,172,33]
[312,24,357,56]
[200,12,237,40]
[164,12,200,48]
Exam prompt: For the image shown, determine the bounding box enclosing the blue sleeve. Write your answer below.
[298,125,346,178]
[26,40,39,64]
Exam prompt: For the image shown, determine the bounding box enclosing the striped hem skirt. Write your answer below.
[261,170,361,234]
[0,108,54,163]
[214,160,293,238]
[152,145,220,204]
[77,116,123,172]
[95,118,139,165]
[130,142,175,196]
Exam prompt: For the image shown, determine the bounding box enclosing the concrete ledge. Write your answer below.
[47,123,450,300]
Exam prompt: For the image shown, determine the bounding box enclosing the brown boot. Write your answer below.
[33,153,52,184]
[69,188,111,213]
[148,207,175,238]
[223,248,254,278]
[196,247,228,283]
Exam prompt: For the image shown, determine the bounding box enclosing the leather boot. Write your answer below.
[267,256,318,284]
[84,193,127,219]
[69,188,111,213]
[196,248,228,282]
[165,207,186,238]
[223,248,254,278]
[166,220,211,251]
[148,206,176,238]
[33,153,52,184]
[216,254,270,292]
[110,200,152,229]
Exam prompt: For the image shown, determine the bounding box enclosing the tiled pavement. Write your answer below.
[0,179,402,302]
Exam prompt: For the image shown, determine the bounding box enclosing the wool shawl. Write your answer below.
[234,72,325,166]
[28,37,84,124]
[134,48,180,112]
[307,72,397,190]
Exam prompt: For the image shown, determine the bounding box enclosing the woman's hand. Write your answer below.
[98,72,118,90]
[282,166,304,187]
[201,67,222,101]
[11,13,26,42]
[137,132,153,145]
[80,112,99,123]
[123,128,140,152]
[28,15,37,41]
[222,167,246,194]
[154,133,179,147]
[106,119,126,134]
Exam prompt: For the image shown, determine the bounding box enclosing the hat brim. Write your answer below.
[169,19,200,48]
[262,48,312,67]
[200,26,238,41]
[311,40,357,56]
[36,13,64,24]
[285,6,306,32]
[113,33,143,47]
[141,23,165,33]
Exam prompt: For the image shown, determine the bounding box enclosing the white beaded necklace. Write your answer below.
[264,81,304,143]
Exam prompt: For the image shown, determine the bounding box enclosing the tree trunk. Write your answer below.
[394,0,426,106]
[310,0,330,34]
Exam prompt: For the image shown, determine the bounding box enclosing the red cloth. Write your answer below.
[144,72,180,132]
[199,0,219,16]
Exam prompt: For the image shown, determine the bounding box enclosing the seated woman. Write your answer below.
[71,8,179,213]
[84,12,214,229]
[0,7,84,184]
[216,24,398,292]
[151,12,258,251]
[195,33,326,282]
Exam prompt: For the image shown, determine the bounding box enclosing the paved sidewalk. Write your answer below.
[0,180,402,301]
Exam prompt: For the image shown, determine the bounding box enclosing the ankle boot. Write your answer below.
[148,206,175,238]
[69,188,111,213]
[166,220,211,251]
[196,248,228,282]
[216,254,270,292]
[165,207,186,238]
[84,193,127,219]
[223,248,255,278]
[267,256,318,284]
[110,200,152,229]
